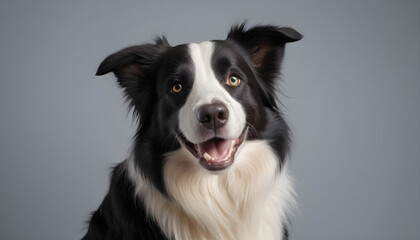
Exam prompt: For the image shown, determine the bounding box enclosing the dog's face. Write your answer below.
[97,24,302,173]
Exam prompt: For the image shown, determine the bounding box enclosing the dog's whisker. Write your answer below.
[160,130,180,151]
[245,122,258,137]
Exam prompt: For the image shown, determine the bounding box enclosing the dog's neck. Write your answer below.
[128,140,294,240]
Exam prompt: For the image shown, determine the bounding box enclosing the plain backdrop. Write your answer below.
[1,1,419,239]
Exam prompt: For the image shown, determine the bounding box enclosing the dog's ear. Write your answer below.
[227,24,302,110]
[96,37,169,124]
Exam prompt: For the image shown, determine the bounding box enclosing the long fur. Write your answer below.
[129,141,295,240]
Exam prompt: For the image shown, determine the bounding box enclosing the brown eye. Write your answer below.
[171,82,183,93]
[226,75,241,87]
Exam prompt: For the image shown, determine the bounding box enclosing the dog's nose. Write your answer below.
[196,102,229,130]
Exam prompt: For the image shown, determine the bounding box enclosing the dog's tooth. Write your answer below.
[203,152,212,161]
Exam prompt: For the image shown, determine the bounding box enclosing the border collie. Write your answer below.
[83,23,302,240]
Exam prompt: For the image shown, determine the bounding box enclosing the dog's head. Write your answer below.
[97,24,302,173]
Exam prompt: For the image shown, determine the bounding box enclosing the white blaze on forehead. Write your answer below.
[179,41,246,143]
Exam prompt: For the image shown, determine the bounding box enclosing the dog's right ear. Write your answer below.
[96,38,169,123]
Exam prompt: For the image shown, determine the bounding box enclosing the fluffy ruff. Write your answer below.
[129,141,295,240]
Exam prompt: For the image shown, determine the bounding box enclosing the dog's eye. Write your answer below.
[171,82,183,93]
[226,75,241,87]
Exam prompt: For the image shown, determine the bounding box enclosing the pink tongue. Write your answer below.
[198,138,231,160]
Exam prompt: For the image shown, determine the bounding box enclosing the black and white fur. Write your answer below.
[83,24,302,240]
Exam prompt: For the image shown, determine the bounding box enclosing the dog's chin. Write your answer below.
[178,128,248,172]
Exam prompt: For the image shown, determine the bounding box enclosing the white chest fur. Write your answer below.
[128,140,295,240]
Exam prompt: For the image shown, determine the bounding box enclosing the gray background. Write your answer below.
[1,0,419,239]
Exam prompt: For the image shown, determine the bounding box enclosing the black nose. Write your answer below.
[196,103,229,130]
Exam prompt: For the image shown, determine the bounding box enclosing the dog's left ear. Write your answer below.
[227,24,302,109]
[227,24,302,75]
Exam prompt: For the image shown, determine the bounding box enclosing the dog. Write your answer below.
[83,23,302,240]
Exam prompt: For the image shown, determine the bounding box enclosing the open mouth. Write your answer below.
[178,128,248,171]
